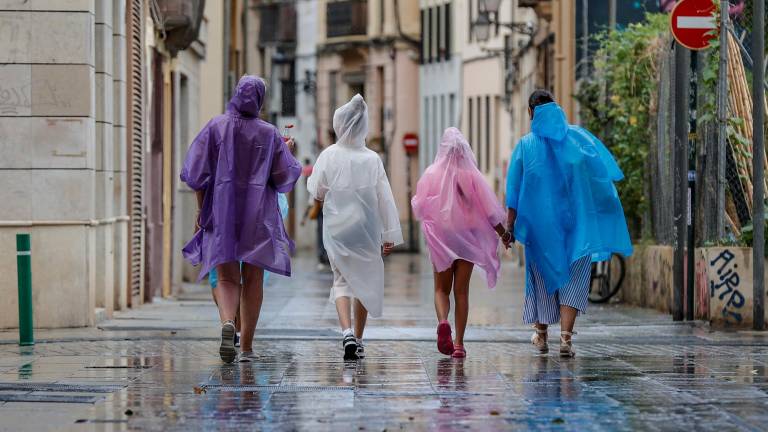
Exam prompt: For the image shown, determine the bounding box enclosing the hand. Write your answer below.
[194,211,201,234]
[501,231,514,249]
[382,242,394,256]
[285,137,295,152]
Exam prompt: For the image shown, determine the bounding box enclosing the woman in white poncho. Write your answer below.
[307,94,403,361]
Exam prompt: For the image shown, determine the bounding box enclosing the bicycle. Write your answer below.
[588,254,626,303]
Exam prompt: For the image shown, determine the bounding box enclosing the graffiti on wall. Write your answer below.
[709,249,746,324]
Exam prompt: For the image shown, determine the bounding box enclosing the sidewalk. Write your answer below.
[1,254,767,431]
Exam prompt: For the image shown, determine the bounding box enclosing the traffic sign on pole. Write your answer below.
[670,0,717,50]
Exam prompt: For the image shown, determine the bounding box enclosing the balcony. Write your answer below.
[326,0,367,39]
[258,3,297,46]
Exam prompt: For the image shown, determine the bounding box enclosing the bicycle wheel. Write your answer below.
[588,254,625,303]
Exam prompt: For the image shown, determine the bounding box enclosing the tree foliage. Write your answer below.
[575,13,669,237]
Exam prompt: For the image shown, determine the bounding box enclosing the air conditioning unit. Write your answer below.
[154,0,206,55]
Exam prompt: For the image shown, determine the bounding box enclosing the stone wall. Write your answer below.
[620,244,768,329]
[0,0,128,328]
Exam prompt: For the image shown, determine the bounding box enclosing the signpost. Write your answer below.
[670,0,715,320]
[403,133,419,252]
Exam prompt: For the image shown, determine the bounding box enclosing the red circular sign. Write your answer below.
[403,133,419,155]
[670,0,717,50]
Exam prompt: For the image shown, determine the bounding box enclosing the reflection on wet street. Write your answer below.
[1,254,768,431]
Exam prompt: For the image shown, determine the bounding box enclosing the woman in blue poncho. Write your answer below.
[505,90,632,357]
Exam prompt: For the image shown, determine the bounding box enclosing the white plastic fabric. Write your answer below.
[307,94,403,317]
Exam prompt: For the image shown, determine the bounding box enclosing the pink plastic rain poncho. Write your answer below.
[412,127,506,288]
[307,95,403,318]
[180,75,302,281]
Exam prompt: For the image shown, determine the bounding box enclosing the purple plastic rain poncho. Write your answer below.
[411,128,506,288]
[307,94,403,318]
[180,75,301,281]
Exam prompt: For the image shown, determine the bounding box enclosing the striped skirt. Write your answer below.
[522,255,592,325]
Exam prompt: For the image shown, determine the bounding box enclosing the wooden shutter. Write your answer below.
[126,0,145,307]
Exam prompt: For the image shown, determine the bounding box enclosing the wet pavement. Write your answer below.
[2,253,768,431]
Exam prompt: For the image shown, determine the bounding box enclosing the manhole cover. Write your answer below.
[0,382,124,393]
[0,394,102,404]
[201,384,353,393]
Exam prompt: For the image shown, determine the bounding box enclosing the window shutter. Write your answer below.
[126,0,146,306]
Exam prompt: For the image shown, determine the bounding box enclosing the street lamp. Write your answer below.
[472,9,535,42]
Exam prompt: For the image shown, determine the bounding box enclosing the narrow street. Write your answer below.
[1,253,767,431]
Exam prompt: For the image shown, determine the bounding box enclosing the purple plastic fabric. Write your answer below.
[180,76,301,281]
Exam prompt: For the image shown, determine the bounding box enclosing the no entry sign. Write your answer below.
[670,0,717,50]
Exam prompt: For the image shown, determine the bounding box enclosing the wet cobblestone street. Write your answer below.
[2,254,768,431]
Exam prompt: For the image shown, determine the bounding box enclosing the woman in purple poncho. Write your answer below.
[181,75,301,363]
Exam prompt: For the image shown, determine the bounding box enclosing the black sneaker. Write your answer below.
[356,340,365,359]
[343,333,359,361]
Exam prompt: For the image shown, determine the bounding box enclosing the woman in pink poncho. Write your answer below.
[412,127,511,358]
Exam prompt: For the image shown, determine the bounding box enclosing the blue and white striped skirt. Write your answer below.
[522,255,591,325]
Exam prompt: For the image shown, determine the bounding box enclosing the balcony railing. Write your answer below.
[259,3,297,45]
[326,0,367,39]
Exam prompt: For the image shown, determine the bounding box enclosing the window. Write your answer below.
[467,97,474,153]
[427,8,433,63]
[485,95,491,172]
[476,96,482,171]
[436,6,442,61]
[449,93,455,126]
[468,0,474,42]
[444,3,451,60]
[420,9,426,63]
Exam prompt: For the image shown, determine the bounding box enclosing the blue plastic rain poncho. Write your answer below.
[506,102,633,295]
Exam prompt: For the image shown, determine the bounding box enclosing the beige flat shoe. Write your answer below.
[560,331,576,358]
[531,325,549,354]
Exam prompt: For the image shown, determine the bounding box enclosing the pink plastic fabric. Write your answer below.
[411,127,506,288]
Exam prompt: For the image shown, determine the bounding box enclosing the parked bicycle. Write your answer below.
[588,254,626,303]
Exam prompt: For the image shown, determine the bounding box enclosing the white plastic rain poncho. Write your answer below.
[307,94,403,317]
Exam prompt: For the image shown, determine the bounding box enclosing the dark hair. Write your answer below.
[528,90,555,111]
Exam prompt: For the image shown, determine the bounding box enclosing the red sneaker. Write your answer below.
[437,320,455,355]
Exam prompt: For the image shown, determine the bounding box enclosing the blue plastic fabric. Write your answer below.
[505,102,633,295]
[209,193,290,288]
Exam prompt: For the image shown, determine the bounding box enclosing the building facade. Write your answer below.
[0,0,132,327]
[419,0,461,175]
[315,0,420,249]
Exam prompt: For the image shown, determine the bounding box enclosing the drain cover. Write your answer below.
[0,394,101,403]
[0,382,124,393]
[201,384,353,393]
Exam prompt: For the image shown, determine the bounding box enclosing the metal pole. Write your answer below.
[16,233,33,346]
[581,0,588,79]
[753,0,765,330]
[716,1,728,240]
[407,153,416,252]
[687,52,698,321]
[608,0,616,30]
[673,42,690,322]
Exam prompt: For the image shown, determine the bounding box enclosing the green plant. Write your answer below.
[575,13,669,237]
[739,211,768,256]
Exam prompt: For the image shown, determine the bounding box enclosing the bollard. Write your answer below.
[16,233,33,346]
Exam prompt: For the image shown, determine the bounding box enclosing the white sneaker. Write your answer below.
[238,351,258,362]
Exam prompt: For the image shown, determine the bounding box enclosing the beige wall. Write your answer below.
[0,0,129,328]
[199,0,224,126]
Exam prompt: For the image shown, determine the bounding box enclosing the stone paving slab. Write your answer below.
[0,254,767,430]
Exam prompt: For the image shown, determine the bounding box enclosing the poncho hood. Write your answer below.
[226,75,265,117]
[531,102,568,141]
[333,94,368,149]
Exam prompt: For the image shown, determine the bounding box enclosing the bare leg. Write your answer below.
[335,296,352,331]
[434,265,454,322]
[560,305,578,340]
[214,262,241,324]
[239,263,264,353]
[353,299,368,339]
[452,260,474,346]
